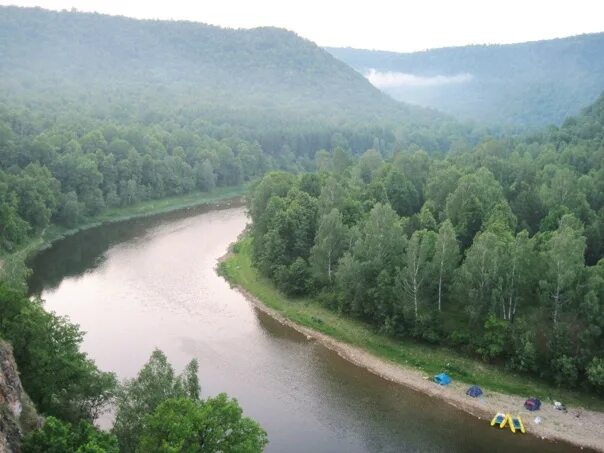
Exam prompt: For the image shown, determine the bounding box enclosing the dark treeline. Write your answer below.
[0,108,269,250]
[0,102,471,252]
[249,94,604,393]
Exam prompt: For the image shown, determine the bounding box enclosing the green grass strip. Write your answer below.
[219,235,604,412]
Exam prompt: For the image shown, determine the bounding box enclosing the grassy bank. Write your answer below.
[0,185,247,289]
[219,236,604,412]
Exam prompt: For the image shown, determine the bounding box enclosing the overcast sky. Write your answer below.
[2,0,603,52]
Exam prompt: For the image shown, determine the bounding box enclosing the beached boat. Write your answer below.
[490,412,507,428]
[508,415,526,434]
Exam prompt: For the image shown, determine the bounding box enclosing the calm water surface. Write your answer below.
[29,204,583,453]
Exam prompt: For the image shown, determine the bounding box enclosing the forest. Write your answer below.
[0,6,484,256]
[248,93,604,393]
[329,32,604,127]
[0,5,603,452]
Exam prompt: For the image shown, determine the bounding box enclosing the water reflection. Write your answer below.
[28,200,244,294]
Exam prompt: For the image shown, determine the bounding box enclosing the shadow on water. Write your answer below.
[27,198,245,294]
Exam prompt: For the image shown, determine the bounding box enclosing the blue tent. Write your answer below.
[434,373,452,385]
[466,385,483,397]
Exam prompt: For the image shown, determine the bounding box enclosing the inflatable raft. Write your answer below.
[509,415,526,434]
[490,412,507,428]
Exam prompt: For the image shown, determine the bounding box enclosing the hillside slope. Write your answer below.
[328,33,604,127]
[0,6,427,123]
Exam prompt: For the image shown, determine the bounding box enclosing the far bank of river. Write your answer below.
[28,205,597,452]
[1,185,247,288]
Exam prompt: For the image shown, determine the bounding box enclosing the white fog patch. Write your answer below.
[366,69,473,88]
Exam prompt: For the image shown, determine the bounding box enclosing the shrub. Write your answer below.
[586,357,604,393]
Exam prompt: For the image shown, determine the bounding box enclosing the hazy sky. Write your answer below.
[2,0,603,52]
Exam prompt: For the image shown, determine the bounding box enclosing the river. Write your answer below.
[28,203,581,452]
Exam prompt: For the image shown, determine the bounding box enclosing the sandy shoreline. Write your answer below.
[229,283,604,452]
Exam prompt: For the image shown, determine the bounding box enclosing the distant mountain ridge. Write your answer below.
[0,6,432,123]
[327,33,604,127]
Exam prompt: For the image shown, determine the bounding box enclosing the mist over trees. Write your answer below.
[249,94,604,392]
[328,33,604,128]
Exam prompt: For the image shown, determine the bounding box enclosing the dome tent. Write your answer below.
[466,385,483,397]
[434,373,452,385]
[524,397,541,411]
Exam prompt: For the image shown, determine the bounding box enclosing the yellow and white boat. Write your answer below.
[508,415,526,434]
[490,412,507,428]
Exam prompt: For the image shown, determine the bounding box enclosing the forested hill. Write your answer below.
[0,7,478,259]
[246,91,604,395]
[328,33,604,128]
[0,6,432,124]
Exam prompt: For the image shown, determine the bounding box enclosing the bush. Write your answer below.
[412,313,442,344]
[138,396,268,453]
[476,314,509,361]
[508,324,538,373]
[316,290,339,310]
[0,284,116,422]
[276,257,311,296]
[23,417,119,453]
[551,355,579,387]
[112,350,200,452]
[449,330,471,347]
[586,357,604,393]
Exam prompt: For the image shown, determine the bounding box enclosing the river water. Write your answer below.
[29,203,582,452]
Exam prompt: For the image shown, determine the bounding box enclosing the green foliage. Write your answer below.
[246,92,604,392]
[112,350,201,452]
[111,350,266,452]
[509,327,538,373]
[276,257,312,296]
[23,416,119,453]
[476,315,509,361]
[0,285,116,422]
[540,214,586,326]
[137,396,268,453]
[445,168,504,248]
[223,235,604,409]
[551,355,579,388]
[309,208,349,285]
[385,168,419,217]
[586,358,604,393]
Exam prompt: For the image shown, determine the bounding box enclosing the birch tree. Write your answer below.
[541,214,586,327]
[310,208,349,284]
[401,229,436,320]
[337,203,406,323]
[503,230,535,321]
[457,230,507,323]
[432,220,460,312]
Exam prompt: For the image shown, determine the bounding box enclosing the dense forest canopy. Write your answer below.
[248,93,604,393]
[328,33,604,127]
[0,6,487,254]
